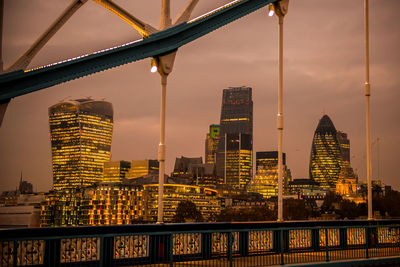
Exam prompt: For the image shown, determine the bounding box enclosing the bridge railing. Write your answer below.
[1,220,399,266]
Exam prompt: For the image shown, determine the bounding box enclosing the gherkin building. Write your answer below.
[309,115,344,189]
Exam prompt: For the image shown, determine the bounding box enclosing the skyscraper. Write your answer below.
[309,115,344,190]
[205,124,221,164]
[49,98,113,190]
[216,87,253,189]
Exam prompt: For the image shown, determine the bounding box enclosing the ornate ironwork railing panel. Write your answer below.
[289,229,312,249]
[347,228,366,246]
[211,232,239,255]
[319,228,340,247]
[248,230,274,252]
[378,227,400,244]
[173,233,201,256]
[60,237,100,263]
[0,240,45,266]
[114,235,149,259]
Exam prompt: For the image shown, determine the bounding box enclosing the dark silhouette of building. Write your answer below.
[216,87,253,189]
[309,115,344,190]
[171,156,222,187]
[49,98,113,190]
[337,131,350,165]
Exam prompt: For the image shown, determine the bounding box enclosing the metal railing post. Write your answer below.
[13,240,18,267]
[169,233,174,267]
[365,226,370,259]
[325,228,329,262]
[228,232,233,267]
[99,236,104,267]
[280,229,284,265]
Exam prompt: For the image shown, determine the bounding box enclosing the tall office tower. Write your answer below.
[125,160,159,179]
[248,151,292,198]
[337,131,350,166]
[102,161,131,183]
[49,98,113,190]
[309,115,344,190]
[216,87,253,189]
[205,124,221,164]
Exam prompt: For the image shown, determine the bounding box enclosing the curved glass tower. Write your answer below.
[49,98,113,190]
[309,115,343,190]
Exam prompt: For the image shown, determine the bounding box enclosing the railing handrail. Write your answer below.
[1,219,400,240]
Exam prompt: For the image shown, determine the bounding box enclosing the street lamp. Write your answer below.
[363,0,373,220]
[150,53,176,224]
[269,0,289,222]
[150,58,158,73]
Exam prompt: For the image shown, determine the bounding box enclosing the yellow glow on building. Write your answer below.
[125,160,159,179]
[49,99,113,190]
[143,184,220,222]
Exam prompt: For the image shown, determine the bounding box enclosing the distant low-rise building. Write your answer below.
[41,183,146,227]
[125,160,159,180]
[144,184,220,223]
[102,161,131,183]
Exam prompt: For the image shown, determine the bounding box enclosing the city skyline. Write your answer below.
[1,0,399,191]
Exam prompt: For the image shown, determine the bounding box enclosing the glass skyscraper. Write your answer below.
[216,87,253,189]
[49,98,113,190]
[309,115,344,190]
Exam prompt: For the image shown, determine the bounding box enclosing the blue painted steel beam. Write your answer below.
[0,0,277,102]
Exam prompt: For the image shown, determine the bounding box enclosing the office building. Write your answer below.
[49,98,113,190]
[125,160,159,179]
[337,131,350,166]
[144,184,220,223]
[309,115,344,190]
[170,156,221,187]
[247,151,291,198]
[86,183,146,225]
[216,87,253,189]
[102,160,131,183]
[40,183,146,227]
[205,124,221,164]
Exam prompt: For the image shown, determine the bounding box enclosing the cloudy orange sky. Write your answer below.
[1,0,399,192]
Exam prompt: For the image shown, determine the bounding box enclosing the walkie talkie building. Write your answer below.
[49,98,113,190]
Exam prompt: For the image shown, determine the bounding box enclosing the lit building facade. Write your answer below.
[205,124,221,164]
[49,98,113,190]
[247,151,291,198]
[40,183,146,227]
[144,184,220,223]
[309,115,344,190]
[125,160,159,179]
[86,183,146,225]
[40,188,88,227]
[216,87,253,189]
[288,179,325,199]
[335,166,358,195]
[102,161,131,183]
